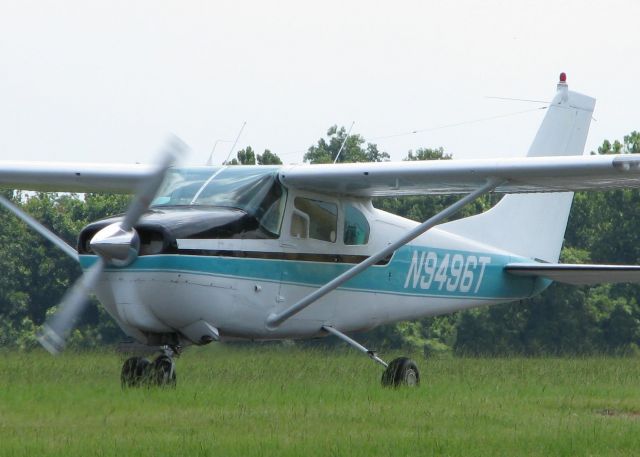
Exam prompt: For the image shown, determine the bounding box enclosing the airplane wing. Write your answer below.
[505,263,640,286]
[3,153,640,196]
[0,161,154,193]
[279,154,640,196]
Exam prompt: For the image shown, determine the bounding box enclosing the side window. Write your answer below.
[292,197,337,242]
[290,210,309,239]
[344,204,370,245]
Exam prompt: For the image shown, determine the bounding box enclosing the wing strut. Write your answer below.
[266,178,502,329]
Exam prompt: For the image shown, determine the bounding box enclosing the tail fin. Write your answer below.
[440,75,596,262]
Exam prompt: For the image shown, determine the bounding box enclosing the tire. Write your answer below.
[381,357,420,387]
[152,355,176,387]
[121,357,150,388]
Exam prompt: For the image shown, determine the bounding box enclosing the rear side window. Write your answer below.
[344,205,369,245]
[293,197,337,242]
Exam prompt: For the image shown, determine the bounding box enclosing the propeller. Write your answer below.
[38,137,188,354]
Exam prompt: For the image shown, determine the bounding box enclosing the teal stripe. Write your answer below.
[80,246,541,300]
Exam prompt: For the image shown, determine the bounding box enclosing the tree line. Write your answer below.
[1,129,640,355]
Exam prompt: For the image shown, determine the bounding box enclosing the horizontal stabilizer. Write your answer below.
[505,263,640,286]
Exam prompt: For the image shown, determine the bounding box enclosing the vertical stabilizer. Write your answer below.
[440,74,596,262]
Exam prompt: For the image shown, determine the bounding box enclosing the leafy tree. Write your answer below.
[406,147,452,161]
[304,125,390,164]
[597,139,623,155]
[625,131,640,154]
[228,147,283,165]
[229,146,257,165]
[0,191,131,348]
[257,149,283,165]
[596,131,640,155]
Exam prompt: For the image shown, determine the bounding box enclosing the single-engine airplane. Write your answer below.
[3,73,640,387]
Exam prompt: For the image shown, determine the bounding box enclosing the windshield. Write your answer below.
[152,166,287,235]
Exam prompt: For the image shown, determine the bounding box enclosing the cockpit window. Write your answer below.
[152,168,213,206]
[152,166,287,236]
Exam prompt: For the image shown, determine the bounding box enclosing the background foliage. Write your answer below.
[1,129,640,355]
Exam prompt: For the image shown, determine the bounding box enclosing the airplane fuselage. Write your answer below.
[83,203,546,346]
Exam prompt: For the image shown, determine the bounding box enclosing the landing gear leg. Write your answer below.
[121,345,180,388]
[322,325,420,388]
[151,346,178,387]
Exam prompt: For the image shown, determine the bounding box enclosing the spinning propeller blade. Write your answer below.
[38,259,105,354]
[121,137,186,232]
[37,136,188,354]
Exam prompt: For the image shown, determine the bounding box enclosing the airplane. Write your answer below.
[3,72,640,388]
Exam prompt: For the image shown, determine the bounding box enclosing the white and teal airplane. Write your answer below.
[3,74,640,387]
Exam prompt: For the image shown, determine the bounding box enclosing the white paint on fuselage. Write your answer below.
[94,269,507,340]
[92,204,533,342]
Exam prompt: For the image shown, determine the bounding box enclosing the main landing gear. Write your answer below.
[322,326,420,387]
[121,346,179,388]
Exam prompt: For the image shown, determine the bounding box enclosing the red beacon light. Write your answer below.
[559,72,567,83]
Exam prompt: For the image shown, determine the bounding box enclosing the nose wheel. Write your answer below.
[121,346,178,388]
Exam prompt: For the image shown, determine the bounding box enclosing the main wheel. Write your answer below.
[381,357,420,387]
[152,355,176,387]
[121,356,151,388]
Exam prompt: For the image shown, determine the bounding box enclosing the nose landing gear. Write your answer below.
[121,346,179,388]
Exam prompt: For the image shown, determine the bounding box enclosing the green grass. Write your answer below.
[1,346,640,456]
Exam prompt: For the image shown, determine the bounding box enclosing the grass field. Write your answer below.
[1,346,640,456]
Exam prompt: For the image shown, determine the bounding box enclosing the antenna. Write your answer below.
[484,96,550,104]
[205,139,231,166]
[224,121,247,164]
[333,121,355,164]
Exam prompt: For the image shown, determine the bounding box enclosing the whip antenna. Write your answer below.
[206,139,231,166]
[334,121,355,164]
[224,121,247,164]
